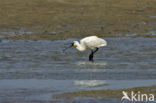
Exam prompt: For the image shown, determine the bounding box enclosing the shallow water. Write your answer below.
[0,38,156,103]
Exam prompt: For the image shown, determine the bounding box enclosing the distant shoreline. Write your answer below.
[0,0,156,39]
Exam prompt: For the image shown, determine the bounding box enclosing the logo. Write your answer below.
[121,91,131,101]
[121,91,155,102]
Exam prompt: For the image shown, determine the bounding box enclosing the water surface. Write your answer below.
[0,38,156,103]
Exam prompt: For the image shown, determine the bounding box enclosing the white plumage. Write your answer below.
[72,36,107,61]
[73,36,107,51]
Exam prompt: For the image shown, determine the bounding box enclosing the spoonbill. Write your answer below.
[63,36,107,61]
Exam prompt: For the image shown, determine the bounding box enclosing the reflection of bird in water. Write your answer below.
[73,80,107,87]
[63,36,107,61]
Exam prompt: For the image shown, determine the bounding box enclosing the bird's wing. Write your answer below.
[81,36,107,49]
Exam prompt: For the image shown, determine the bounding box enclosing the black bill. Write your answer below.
[63,43,74,52]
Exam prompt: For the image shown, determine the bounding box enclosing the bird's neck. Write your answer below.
[76,42,86,51]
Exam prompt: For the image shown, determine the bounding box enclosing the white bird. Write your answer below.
[64,36,107,61]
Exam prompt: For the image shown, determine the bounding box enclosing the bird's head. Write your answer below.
[72,41,79,48]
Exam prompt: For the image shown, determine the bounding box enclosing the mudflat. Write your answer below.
[0,0,156,39]
[53,85,156,99]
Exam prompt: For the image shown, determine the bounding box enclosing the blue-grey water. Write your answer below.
[0,38,156,103]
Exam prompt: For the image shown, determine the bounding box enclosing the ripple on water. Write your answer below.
[77,61,107,66]
[0,38,156,103]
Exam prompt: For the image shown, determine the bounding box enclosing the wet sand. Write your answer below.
[53,85,156,99]
[0,0,156,39]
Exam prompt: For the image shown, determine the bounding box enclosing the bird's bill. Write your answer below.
[63,43,74,52]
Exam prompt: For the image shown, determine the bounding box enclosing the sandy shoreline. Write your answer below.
[53,85,156,99]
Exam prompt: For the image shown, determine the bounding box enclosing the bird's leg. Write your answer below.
[89,48,99,62]
[89,50,94,62]
[93,48,99,54]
